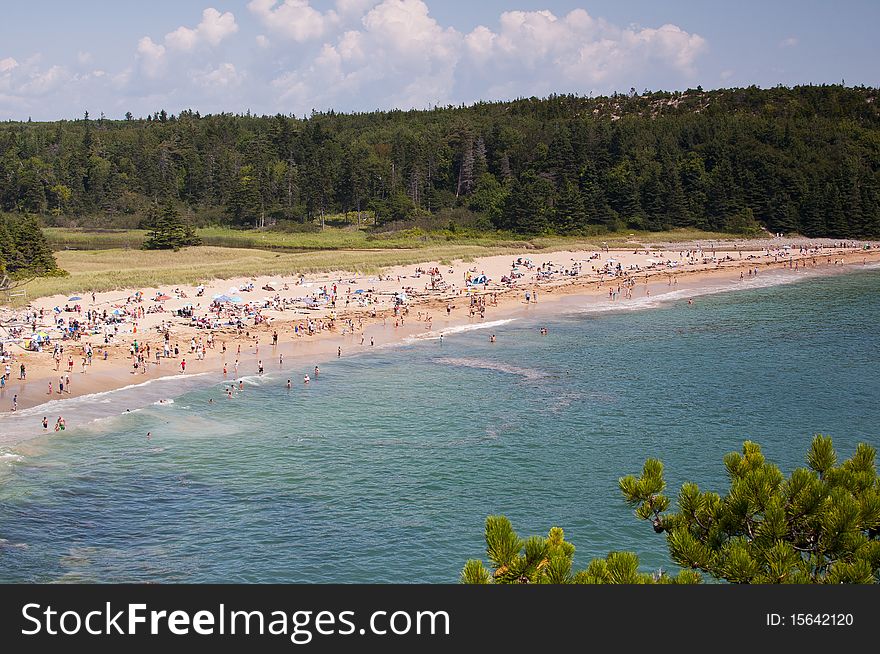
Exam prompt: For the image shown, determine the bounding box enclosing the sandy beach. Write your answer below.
[1,237,878,425]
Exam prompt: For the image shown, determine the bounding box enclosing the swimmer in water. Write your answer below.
[42,416,49,429]
[490,334,496,343]
[287,379,291,389]
[304,374,310,384]
[687,298,694,305]
[314,366,319,377]
[147,432,151,439]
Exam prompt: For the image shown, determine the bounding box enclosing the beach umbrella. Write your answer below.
[112,309,123,315]
[68,296,82,301]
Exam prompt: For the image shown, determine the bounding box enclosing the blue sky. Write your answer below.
[1,1,877,120]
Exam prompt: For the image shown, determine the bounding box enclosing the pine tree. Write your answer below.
[461,516,699,584]
[143,203,201,251]
[465,436,879,584]
[620,436,880,583]
[0,214,58,276]
[555,179,587,233]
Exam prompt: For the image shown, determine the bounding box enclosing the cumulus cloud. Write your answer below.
[195,62,245,88]
[270,1,706,112]
[249,0,341,42]
[463,9,706,90]
[136,36,167,78]
[0,2,709,120]
[0,57,18,73]
[165,8,239,51]
[272,0,463,110]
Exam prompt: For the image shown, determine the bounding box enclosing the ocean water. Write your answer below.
[1,266,879,583]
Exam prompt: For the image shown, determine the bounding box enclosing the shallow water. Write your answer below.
[1,265,878,582]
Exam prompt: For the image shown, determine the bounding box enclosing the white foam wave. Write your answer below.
[3,371,215,419]
[404,318,516,342]
[152,399,175,406]
[434,357,548,381]
[575,272,806,315]
[0,450,24,464]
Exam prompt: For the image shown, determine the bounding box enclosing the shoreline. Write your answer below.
[1,239,879,443]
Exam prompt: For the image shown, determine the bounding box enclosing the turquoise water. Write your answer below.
[1,266,879,582]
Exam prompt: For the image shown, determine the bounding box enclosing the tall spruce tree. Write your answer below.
[142,203,201,251]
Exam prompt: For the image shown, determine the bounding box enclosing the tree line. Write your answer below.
[1,84,878,237]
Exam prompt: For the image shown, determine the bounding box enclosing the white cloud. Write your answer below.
[465,9,705,89]
[0,3,710,120]
[20,65,67,95]
[268,1,707,113]
[0,57,18,73]
[196,62,244,88]
[273,0,462,109]
[136,36,166,78]
[166,7,238,51]
[335,0,376,18]
[779,36,798,48]
[249,0,340,42]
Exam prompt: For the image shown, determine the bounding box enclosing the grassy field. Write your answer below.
[43,226,741,252]
[17,242,565,302]
[17,227,743,304]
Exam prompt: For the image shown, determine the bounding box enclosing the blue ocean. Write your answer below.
[1,265,879,582]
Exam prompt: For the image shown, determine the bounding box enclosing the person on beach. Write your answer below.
[258,360,264,374]
[58,377,64,394]
[223,363,227,377]
[11,394,17,411]
[180,358,186,373]
[279,353,283,366]
[337,347,341,358]
[48,381,53,395]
